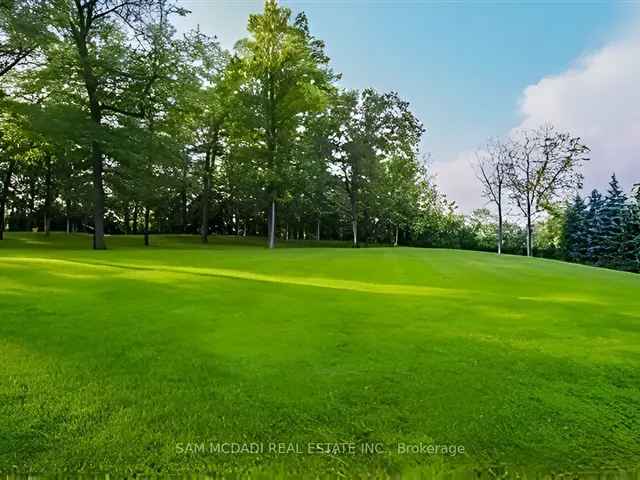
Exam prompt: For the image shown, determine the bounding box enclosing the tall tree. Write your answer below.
[601,174,627,268]
[585,189,605,265]
[475,139,508,254]
[561,194,587,263]
[505,125,589,256]
[235,1,335,248]
[330,89,424,247]
[625,184,640,271]
[45,0,180,249]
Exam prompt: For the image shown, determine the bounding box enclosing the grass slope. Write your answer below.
[1,233,639,476]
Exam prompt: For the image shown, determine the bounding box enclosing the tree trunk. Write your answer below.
[394,225,399,247]
[73,18,106,249]
[0,161,15,240]
[497,203,503,255]
[201,147,212,244]
[316,217,320,241]
[144,207,150,247]
[65,198,71,235]
[28,177,36,230]
[268,199,276,249]
[181,153,188,232]
[123,202,130,234]
[526,201,532,257]
[43,154,53,236]
[350,194,358,248]
[132,204,139,234]
[92,141,106,249]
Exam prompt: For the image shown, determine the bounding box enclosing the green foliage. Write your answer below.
[235,0,335,196]
[556,176,639,273]
[601,174,627,267]
[560,194,587,263]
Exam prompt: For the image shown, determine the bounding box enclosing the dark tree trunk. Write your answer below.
[132,204,139,234]
[28,176,36,230]
[144,207,150,247]
[181,151,189,232]
[123,202,130,234]
[316,217,321,241]
[350,193,358,248]
[268,199,276,249]
[43,154,53,236]
[92,141,106,249]
[0,161,15,240]
[65,198,71,235]
[181,189,187,233]
[72,12,106,249]
[201,147,212,244]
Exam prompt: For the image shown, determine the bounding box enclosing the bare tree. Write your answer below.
[475,139,508,255]
[505,125,589,257]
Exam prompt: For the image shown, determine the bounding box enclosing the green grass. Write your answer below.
[1,233,639,477]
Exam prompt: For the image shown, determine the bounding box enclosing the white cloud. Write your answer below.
[517,20,640,197]
[431,151,484,213]
[439,15,640,212]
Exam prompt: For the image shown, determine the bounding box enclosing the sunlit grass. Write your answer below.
[1,232,639,476]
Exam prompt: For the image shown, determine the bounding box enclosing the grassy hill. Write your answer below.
[1,233,639,477]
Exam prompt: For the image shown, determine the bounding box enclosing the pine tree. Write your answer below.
[585,189,605,265]
[561,194,587,263]
[601,174,627,268]
[622,184,640,272]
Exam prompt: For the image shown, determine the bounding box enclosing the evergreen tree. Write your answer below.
[622,184,640,272]
[561,194,587,263]
[585,189,605,265]
[601,174,627,268]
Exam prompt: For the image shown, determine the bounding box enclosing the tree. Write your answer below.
[330,89,424,247]
[44,0,182,249]
[585,189,605,265]
[561,194,587,263]
[505,125,589,256]
[625,184,640,271]
[601,174,627,268]
[475,139,508,254]
[0,0,50,77]
[186,36,231,243]
[381,153,421,246]
[235,0,335,248]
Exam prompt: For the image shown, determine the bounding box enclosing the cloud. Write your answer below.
[517,20,640,196]
[438,15,640,212]
[432,151,484,213]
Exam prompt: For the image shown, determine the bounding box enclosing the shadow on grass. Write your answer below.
[0,232,357,251]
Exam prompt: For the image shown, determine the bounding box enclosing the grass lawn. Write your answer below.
[1,233,639,477]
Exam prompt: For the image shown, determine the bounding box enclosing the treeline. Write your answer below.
[0,0,447,249]
[561,175,640,272]
[1,1,637,271]
[470,127,640,272]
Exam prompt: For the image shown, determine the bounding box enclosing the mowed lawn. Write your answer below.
[1,233,639,476]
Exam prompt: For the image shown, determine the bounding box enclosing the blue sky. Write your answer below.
[175,1,640,212]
